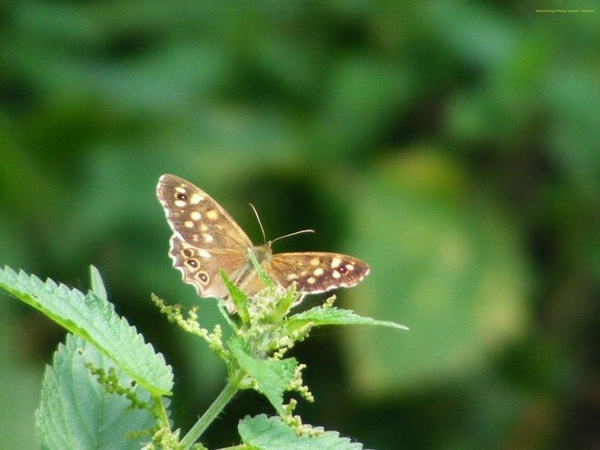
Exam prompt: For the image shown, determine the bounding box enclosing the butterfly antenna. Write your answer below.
[248,203,315,244]
[271,228,315,244]
[249,203,268,243]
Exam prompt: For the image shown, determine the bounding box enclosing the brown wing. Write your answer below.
[168,235,251,299]
[156,174,252,249]
[156,174,254,298]
[267,252,370,293]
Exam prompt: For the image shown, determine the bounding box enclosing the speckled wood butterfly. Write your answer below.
[156,174,369,312]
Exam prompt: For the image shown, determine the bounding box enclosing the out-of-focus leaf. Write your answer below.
[345,151,532,396]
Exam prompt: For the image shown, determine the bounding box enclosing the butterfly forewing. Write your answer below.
[268,252,370,293]
[157,174,252,249]
[268,252,369,294]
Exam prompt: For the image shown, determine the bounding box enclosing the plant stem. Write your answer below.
[180,371,245,449]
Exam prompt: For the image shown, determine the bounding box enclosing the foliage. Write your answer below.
[0,2,598,448]
[0,265,405,448]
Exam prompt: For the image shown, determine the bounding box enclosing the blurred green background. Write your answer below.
[1,2,598,449]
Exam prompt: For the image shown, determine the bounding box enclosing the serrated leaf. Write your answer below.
[284,306,408,334]
[0,266,173,396]
[228,337,297,414]
[36,334,155,450]
[239,414,365,450]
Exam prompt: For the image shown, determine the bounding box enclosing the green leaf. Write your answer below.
[36,334,155,450]
[89,265,108,302]
[220,268,249,322]
[285,306,408,333]
[228,337,297,415]
[238,415,364,450]
[0,266,173,396]
[247,247,274,290]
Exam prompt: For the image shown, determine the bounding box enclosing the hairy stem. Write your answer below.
[180,371,245,449]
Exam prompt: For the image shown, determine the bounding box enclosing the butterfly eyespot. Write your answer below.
[198,272,209,283]
[336,266,348,274]
[183,249,193,257]
[185,259,198,268]
[176,193,188,201]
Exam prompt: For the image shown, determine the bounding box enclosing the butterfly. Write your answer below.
[156,174,369,312]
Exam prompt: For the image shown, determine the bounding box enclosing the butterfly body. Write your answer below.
[157,174,369,310]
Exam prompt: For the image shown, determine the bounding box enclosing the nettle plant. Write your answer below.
[0,175,407,449]
[0,264,405,449]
